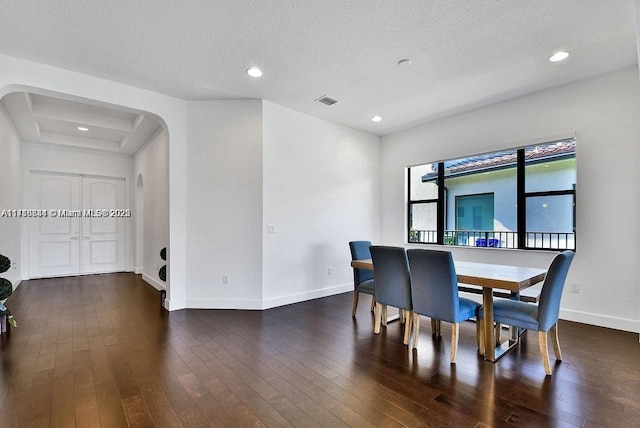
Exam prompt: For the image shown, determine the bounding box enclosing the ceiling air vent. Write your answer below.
[315,95,338,106]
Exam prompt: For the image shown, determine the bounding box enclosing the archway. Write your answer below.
[0,85,170,300]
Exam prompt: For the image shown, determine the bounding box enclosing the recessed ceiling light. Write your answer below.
[77,126,89,131]
[397,59,412,68]
[371,115,382,122]
[246,67,263,78]
[549,51,570,62]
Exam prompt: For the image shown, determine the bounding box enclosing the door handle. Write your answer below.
[70,236,79,240]
[82,236,90,240]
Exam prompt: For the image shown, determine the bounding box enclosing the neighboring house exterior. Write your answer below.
[410,139,576,250]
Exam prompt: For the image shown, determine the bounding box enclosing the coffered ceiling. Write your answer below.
[0,0,637,140]
[1,92,162,155]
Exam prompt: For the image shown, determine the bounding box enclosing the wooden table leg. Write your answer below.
[482,288,496,361]
[483,287,522,362]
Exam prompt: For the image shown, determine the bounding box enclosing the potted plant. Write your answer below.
[0,254,17,332]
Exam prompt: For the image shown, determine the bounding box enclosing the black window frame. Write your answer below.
[407,140,576,251]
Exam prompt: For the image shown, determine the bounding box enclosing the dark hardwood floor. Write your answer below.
[0,273,637,427]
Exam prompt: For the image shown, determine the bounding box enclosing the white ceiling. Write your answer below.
[1,92,162,155]
[0,0,637,140]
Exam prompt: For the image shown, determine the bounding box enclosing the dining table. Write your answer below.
[350,258,547,362]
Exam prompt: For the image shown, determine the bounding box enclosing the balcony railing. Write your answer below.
[409,229,575,250]
[525,232,575,250]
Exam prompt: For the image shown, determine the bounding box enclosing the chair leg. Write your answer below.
[437,320,442,336]
[351,291,359,317]
[450,323,459,363]
[399,309,405,324]
[374,302,382,334]
[412,312,420,349]
[381,305,388,327]
[477,318,485,355]
[550,323,562,360]
[538,331,552,375]
[403,311,412,345]
[370,294,376,312]
[496,322,502,344]
[431,318,437,335]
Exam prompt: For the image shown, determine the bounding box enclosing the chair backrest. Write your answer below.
[538,250,575,331]
[369,246,412,310]
[349,241,373,286]
[407,249,460,322]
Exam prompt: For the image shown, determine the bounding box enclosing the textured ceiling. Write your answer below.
[0,0,637,137]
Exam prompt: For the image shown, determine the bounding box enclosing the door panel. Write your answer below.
[88,240,119,265]
[39,242,74,267]
[81,176,125,274]
[29,172,81,277]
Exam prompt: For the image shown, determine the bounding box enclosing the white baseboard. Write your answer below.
[261,283,352,309]
[185,283,353,311]
[186,298,264,310]
[560,308,639,333]
[158,282,640,339]
[135,267,143,274]
[141,273,166,291]
[12,279,21,291]
[164,297,186,311]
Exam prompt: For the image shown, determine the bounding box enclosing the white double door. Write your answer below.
[29,172,126,278]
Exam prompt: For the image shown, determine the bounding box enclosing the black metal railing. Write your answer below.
[525,232,575,250]
[409,229,575,250]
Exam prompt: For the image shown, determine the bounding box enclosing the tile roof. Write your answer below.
[422,139,575,181]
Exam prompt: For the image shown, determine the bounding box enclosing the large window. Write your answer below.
[408,138,576,251]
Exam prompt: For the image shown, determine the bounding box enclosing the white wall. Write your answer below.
[185,100,264,308]
[184,100,380,310]
[262,102,380,307]
[0,54,189,310]
[22,144,134,178]
[0,107,22,288]
[381,67,640,332]
[134,131,169,290]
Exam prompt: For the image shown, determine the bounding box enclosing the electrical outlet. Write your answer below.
[571,283,579,293]
[327,267,332,275]
[222,275,229,285]
[267,225,276,233]
[11,262,17,270]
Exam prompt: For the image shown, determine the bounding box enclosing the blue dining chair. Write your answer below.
[348,241,376,317]
[369,246,413,345]
[479,250,575,375]
[407,249,482,363]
